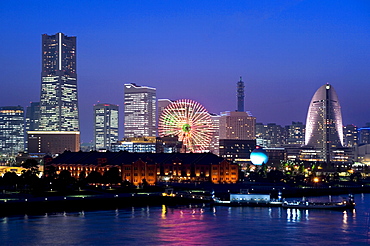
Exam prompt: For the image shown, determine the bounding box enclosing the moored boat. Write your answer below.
[282,195,355,210]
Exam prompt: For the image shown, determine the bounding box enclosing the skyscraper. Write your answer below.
[0,106,24,156]
[305,84,343,162]
[124,83,156,138]
[39,33,79,131]
[94,103,119,150]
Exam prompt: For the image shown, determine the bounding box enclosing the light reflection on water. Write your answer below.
[0,194,369,245]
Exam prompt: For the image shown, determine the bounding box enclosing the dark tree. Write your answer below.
[2,172,19,189]
[21,159,39,175]
[103,167,121,185]
[86,171,103,184]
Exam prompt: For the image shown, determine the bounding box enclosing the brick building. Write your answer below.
[50,151,238,186]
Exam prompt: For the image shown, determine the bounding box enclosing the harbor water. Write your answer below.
[1,194,370,245]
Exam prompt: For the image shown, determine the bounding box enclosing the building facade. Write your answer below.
[343,124,358,148]
[0,106,24,156]
[28,131,80,155]
[50,152,238,185]
[219,111,256,140]
[124,83,156,137]
[39,33,79,132]
[93,103,119,150]
[209,113,220,156]
[305,84,343,162]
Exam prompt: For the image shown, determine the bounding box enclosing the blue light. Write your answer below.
[250,148,268,165]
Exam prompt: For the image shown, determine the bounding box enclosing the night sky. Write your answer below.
[0,0,369,143]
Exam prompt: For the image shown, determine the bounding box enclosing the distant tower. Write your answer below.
[124,83,157,138]
[237,76,245,112]
[39,33,79,132]
[305,84,343,162]
[94,103,119,150]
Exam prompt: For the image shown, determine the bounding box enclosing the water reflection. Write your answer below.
[0,194,369,245]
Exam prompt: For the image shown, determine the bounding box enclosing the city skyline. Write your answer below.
[0,1,369,143]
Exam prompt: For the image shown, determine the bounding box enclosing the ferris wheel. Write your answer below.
[158,99,214,153]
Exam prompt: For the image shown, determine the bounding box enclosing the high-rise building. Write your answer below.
[237,77,245,112]
[209,113,221,156]
[219,111,256,140]
[158,99,173,119]
[124,83,156,138]
[25,102,40,151]
[305,84,343,162]
[0,106,24,156]
[358,125,370,145]
[343,124,357,148]
[255,123,287,147]
[25,102,40,132]
[285,121,305,146]
[39,33,79,131]
[93,103,119,150]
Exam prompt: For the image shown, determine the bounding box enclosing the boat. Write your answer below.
[213,191,283,207]
[282,195,355,210]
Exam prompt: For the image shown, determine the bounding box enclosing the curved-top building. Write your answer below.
[305,84,343,161]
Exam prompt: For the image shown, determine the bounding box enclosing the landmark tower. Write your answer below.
[39,33,79,131]
[305,84,343,162]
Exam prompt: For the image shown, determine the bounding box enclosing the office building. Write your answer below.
[25,102,40,151]
[209,113,221,156]
[111,136,182,153]
[39,33,79,132]
[305,84,343,162]
[158,99,173,119]
[219,111,256,140]
[343,124,357,148]
[27,131,80,155]
[124,83,156,137]
[219,139,256,164]
[285,121,305,146]
[256,123,287,147]
[358,126,370,145]
[93,103,119,150]
[0,106,24,156]
[25,102,40,132]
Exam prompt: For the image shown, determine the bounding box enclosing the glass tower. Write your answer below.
[0,106,24,156]
[39,33,79,131]
[94,103,119,150]
[124,83,156,138]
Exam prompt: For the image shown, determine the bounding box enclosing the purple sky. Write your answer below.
[0,0,369,143]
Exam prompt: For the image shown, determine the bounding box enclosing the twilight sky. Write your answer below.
[0,0,369,143]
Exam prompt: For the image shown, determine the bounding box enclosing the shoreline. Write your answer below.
[0,185,368,217]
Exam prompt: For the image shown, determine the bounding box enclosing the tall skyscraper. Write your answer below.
[124,83,156,137]
[39,33,79,131]
[305,84,343,162]
[0,106,24,156]
[94,103,119,150]
[237,77,245,112]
